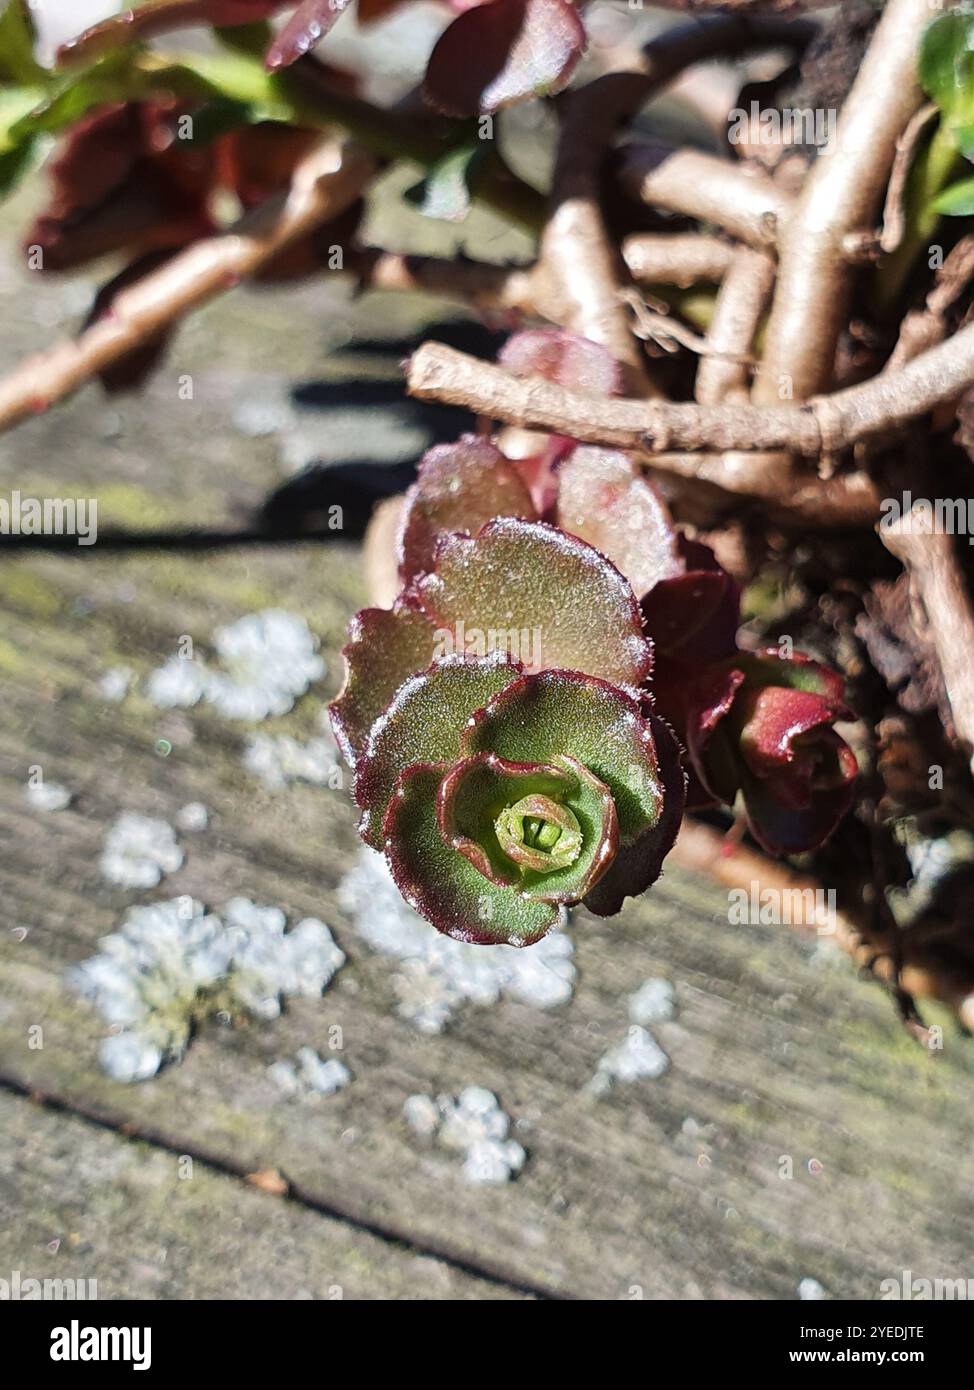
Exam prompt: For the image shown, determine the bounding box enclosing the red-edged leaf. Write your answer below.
[354,655,521,847]
[383,762,558,946]
[555,446,680,600]
[461,669,663,844]
[329,600,437,767]
[397,435,537,583]
[422,0,586,118]
[739,732,858,856]
[499,328,622,397]
[264,0,353,70]
[582,713,686,917]
[437,750,618,900]
[410,518,653,691]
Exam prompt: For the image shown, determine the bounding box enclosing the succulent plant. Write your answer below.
[645,539,858,855]
[332,515,685,946]
[330,329,858,947]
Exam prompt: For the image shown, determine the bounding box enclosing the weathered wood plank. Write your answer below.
[1,204,973,1302]
[0,1089,523,1300]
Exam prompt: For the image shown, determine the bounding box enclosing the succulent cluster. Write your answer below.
[330,330,859,946]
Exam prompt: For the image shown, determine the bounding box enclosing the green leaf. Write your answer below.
[0,133,35,197]
[933,175,974,214]
[461,669,665,846]
[353,656,522,848]
[919,11,974,161]
[404,143,488,223]
[330,602,437,766]
[439,751,618,903]
[919,11,974,117]
[383,762,557,947]
[0,0,45,86]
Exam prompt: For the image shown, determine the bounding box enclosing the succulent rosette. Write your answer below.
[331,325,857,943]
[331,514,685,946]
[643,541,858,855]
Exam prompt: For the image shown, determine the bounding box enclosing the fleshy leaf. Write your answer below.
[739,732,858,856]
[57,2,286,69]
[438,751,617,901]
[461,669,664,846]
[678,651,857,854]
[0,0,44,85]
[404,144,489,223]
[354,655,521,847]
[499,328,622,397]
[329,601,436,766]
[397,435,536,583]
[582,713,686,917]
[411,518,653,691]
[264,0,353,70]
[383,763,557,946]
[641,536,741,664]
[933,177,974,216]
[555,446,680,600]
[422,0,585,119]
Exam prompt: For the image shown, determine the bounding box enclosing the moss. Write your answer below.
[0,565,62,618]
[95,483,186,531]
[0,636,27,673]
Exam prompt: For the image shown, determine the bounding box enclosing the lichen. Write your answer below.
[403,1086,526,1185]
[69,896,346,1082]
[339,847,575,1033]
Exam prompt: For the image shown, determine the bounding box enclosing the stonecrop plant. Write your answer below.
[329,328,858,945]
[8,0,974,1032]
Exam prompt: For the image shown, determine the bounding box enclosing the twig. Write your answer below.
[406,323,974,460]
[881,518,974,776]
[671,819,974,1033]
[880,103,938,255]
[539,14,815,395]
[754,0,937,403]
[887,235,974,370]
[0,140,375,432]
[617,144,794,250]
[621,288,751,361]
[622,233,733,288]
[694,248,775,404]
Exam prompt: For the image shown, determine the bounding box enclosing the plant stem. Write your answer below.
[872,120,963,313]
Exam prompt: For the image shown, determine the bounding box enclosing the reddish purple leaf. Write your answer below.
[423,0,586,118]
[397,435,537,583]
[264,0,354,70]
[555,446,681,600]
[499,327,621,397]
[58,1,288,68]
